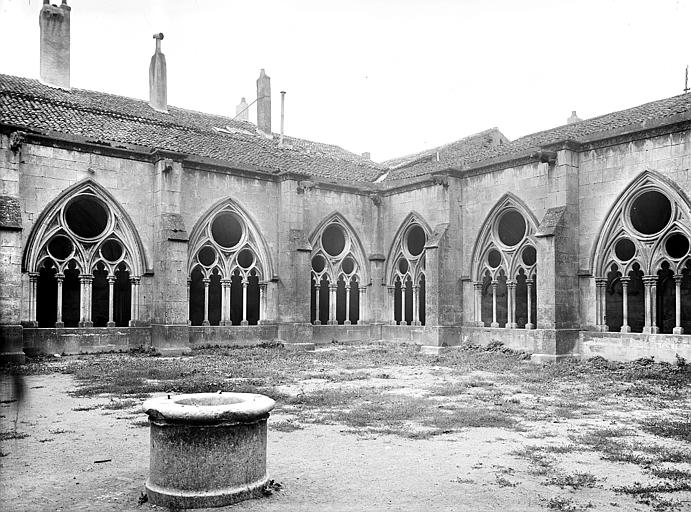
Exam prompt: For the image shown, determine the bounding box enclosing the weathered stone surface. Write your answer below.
[143,393,275,508]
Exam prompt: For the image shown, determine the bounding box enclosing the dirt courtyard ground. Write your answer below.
[1,342,690,511]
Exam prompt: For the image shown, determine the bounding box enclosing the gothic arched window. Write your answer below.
[187,201,271,326]
[310,215,368,325]
[24,181,146,328]
[592,172,691,334]
[385,214,428,326]
[471,195,538,329]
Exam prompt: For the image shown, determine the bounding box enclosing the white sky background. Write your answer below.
[0,0,689,162]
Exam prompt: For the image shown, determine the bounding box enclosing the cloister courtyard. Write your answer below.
[1,342,690,511]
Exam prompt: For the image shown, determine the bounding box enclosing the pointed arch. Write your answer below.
[23,178,148,276]
[308,211,369,284]
[469,192,539,281]
[188,196,274,280]
[591,170,691,276]
[384,211,432,285]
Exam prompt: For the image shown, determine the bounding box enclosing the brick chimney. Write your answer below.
[256,69,271,134]
[567,110,582,124]
[39,0,71,90]
[236,97,249,121]
[149,33,167,113]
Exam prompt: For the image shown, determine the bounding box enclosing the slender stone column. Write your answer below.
[474,282,483,326]
[202,277,210,326]
[130,277,137,326]
[344,285,351,325]
[526,279,534,329]
[220,279,230,326]
[642,276,653,334]
[259,282,267,324]
[55,273,64,328]
[83,275,93,327]
[388,285,396,325]
[507,281,517,328]
[29,272,38,325]
[620,277,631,333]
[241,279,248,326]
[107,275,116,327]
[359,286,367,325]
[673,274,684,334]
[412,285,421,326]
[596,277,608,331]
[650,279,659,334]
[491,280,499,328]
[328,284,337,325]
[314,282,321,325]
[186,278,192,325]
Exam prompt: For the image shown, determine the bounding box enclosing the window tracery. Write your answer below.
[187,200,272,326]
[471,195,538,329]
[310,214,368,325]
[385,214,428,325]
[24,180,145,328]
[592,172,691,334]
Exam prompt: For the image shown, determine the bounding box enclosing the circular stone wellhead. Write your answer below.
[142,392,276,509]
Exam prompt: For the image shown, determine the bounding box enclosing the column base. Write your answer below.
[107,321,116,327]
[389,320,397,325]
[412,321,422,326]
[327,320,337,325]
[314,320,321,325]
[241,320,248,326]
[642,326,660,334]
[620,325,631,333]
[202,320,210,326]
[490,322,499,328]
[506,323,518,329]
[525,323,535,330]
[596,324,608,332]
[673,327,684,335]
[55,322,64,328]
[344,320,351,325]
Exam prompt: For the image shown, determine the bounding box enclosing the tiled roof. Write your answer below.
[0,74,385,182]
[378,129,508,183]
[450,92,691,172]
[2,73,690,186]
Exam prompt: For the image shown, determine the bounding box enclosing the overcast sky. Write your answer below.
[1,0,689,161]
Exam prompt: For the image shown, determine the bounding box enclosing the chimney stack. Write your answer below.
[235,97,249,121]
[256,69,271,134]
[567,110,582,124]
[39,0,71,90]
[149,33,167,113]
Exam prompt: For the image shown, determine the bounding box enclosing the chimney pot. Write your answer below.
[149,33,168,113]
[39,0,70,89]
[256,69,271,134]
[567,110,582,124]
[235,97,249,121]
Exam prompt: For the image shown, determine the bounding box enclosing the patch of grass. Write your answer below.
[271,419,304,432]
[335,394,429,429]
[38,438,54,443]
[544,472,600,490]
[510,445,555,476]
[72,404,99,412]
[288,388,368,408]
[424,407,518,430]
[0,431,29,441]
[641,417,691,442]
[102,399,140,410]
[429,381,471,396]
[48,428,73,435]
[545,496,594,511]
[613,480,691,494]
[495,474,518,487]
[648,467,691,481]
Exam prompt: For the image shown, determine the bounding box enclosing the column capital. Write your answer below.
[80,274,93,284]
[202,277,210,284]
[642,275,657,285]
[29,272,39,281]
[595,277,608,286]
[474,281,483,290]
[55,272,65,281]
[359,286,366,294]
[329,284,338,291]
[507,280,516,288]
[242,278,249,286]
[526,278,535,285]
[107,275,117,284]
[491,279,498,286]
[220,278,231,285]
[674,274,684,283]
[620,276,631,284]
